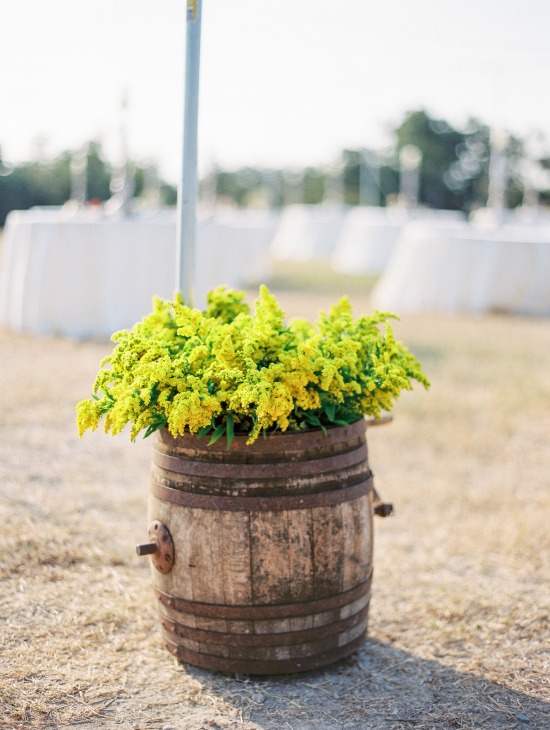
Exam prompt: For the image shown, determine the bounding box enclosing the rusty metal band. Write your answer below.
[155,573,372,620]
[152,443,368,479]
[160,603,369,648]
[163,631,367,675]
[151,472,373,511]
[157,417,367,455]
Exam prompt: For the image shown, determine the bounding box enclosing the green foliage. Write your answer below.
[1,110,545,224]
[302,168,325,204]
[0,155,71,224]
[0,140,177,225]
[85,141,112,201]
[394,110,494,211]
[215,168,266,207]
[76,286,430,445]
[159,182,177,206]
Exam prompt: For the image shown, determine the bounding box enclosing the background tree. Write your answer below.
[0,153,71,225]
[1,113,548,226]
[85,141,112,201]
[302,167,325,204]
[394,110,484,210]
[0,141,178,225]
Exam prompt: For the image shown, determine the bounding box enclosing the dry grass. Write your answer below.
[1,283,549,729]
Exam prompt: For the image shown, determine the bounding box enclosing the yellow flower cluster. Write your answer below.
[76,285,429,445]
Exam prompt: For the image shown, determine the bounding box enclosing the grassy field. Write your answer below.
[1,277,549,729]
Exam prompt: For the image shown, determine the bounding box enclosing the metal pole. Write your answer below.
[176,0,202,305]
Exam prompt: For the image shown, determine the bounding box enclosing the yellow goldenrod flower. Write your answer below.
[76,285,429,444]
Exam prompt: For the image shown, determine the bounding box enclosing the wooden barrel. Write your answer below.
[146,418,374,675]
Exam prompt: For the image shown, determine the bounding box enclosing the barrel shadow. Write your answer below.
[185,637,548,729]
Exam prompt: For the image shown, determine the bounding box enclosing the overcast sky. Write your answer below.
[2,0,550,181]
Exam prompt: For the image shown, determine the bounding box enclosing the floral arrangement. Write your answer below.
[77,285,429,446]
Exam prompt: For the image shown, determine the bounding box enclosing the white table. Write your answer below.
[332,207,465,276]
[0,207,276,340]
[370,220,550,316]
[270,204,349,261]
[331,207,407,275]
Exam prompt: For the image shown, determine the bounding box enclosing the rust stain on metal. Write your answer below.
[157,417,368,457]
[151,473,373,512]
[162,632,368,675]
[154,572,372,620]
[135,521,175,574]
[152,443,369,478]
[159,604,369,648]
[372,483,394,517]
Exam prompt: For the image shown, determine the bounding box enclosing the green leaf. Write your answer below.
[143,421,165,439]
[303,413,322,427]
[197,425,211,438]
[225,413,235,449]
[100,386,114,402]
[208,424,226,446]
[323,401,336,421]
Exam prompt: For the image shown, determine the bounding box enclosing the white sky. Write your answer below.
[2,0,550,182]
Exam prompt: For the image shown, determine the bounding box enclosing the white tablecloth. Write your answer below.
[370,220,550,316]
[0,207,276,340]
[270,204,349,261]
[331,207,407,275]
[332,207,465,276]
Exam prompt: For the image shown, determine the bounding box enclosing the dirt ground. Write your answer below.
[1,287,549,729]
